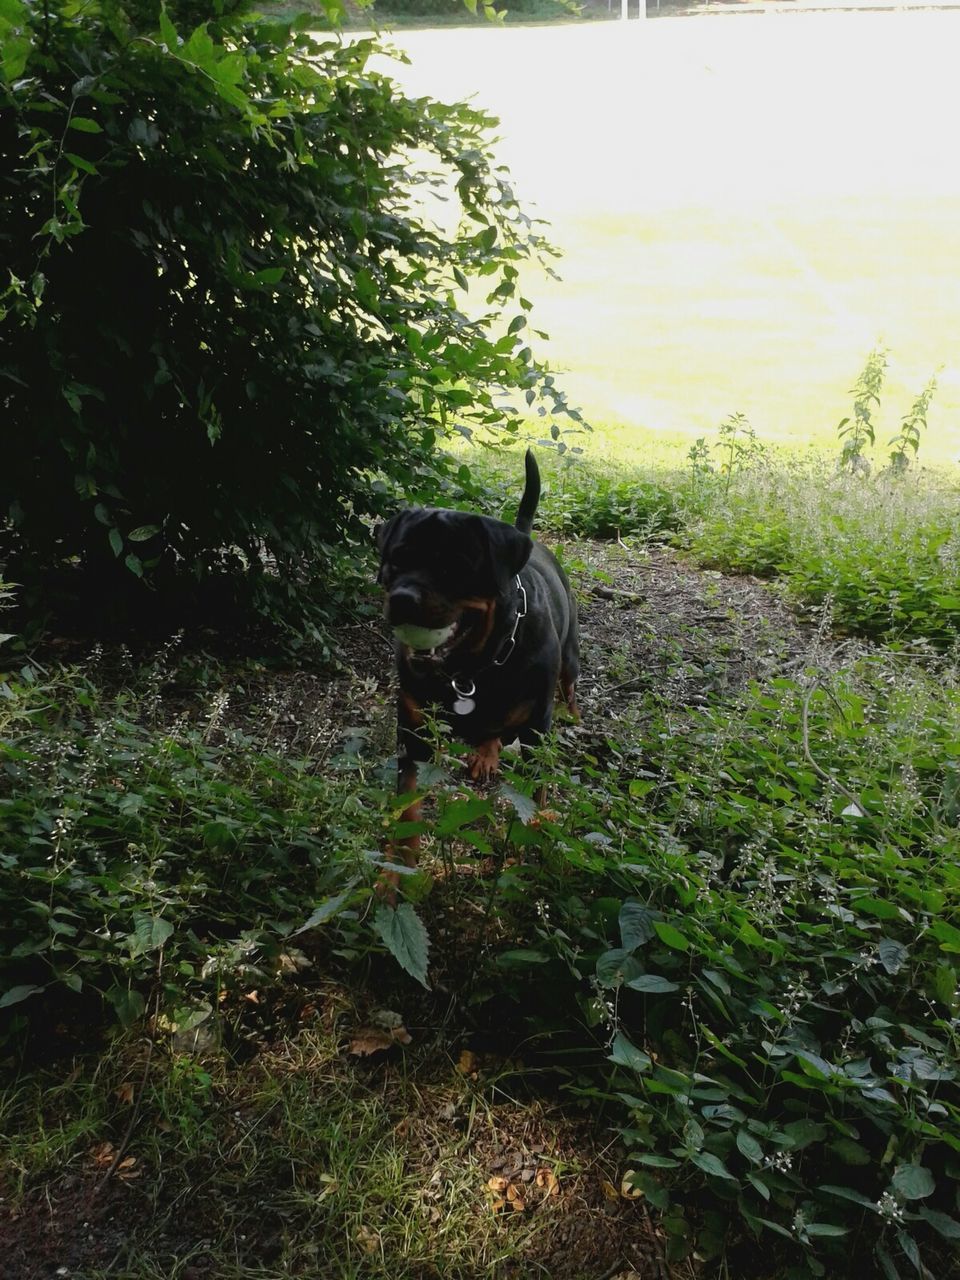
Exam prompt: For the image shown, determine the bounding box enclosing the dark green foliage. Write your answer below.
[403,659,960,1276]
[0,654,378,1030]
[0,0,576,631]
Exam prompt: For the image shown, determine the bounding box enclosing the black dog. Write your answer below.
[377,450,579,865]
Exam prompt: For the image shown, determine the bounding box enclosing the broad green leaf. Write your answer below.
[625,973,679,994]
[878,937,908,974]
[690,1151,737,1182]
[619,900,655,950]
[918,1207,960,1240]
[653,921,689,952]
[784,1118,828,1148]
[109,527,123,557]
[69,117,102,133]
[128,525,160,542]
[108,988,145,1029]
[597,948,643,988]
[736,1129,763,1165]
[0,983,42,1008]
[129,914,174,956]
[608,1031,651,1074]
[372,903,430,988]
[827,1138,871,1166]
[891,1164,935,1201]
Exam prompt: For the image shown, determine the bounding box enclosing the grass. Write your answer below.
[378,16,960,459]
[1,1007,619,1278]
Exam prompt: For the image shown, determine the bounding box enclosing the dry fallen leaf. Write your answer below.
[506,1184,525,1212]
[535,1168,560,1196]
[490,1198,506,1214]
[355,1225,380,1254]
[115,1082,135,1106]
[457,1049,479,1074]
[600,1178,620,1202]
[349,1029,394,1056]
[620,1170,644,1199]
[90,1142,116,1168]
[486,1176,509,1194]
[348,1023,410,1056]
[117,1156,141,1181]
[243,990,260,1004]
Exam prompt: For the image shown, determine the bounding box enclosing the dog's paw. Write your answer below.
[467,739,501,782]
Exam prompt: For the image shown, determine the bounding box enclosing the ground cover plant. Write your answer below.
[3,534,960,1279]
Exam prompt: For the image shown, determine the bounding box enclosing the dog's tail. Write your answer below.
[515,449,541,535]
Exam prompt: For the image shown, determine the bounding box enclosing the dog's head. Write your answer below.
[377,508,532,657]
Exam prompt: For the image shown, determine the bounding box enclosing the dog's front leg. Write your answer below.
[394,692,431,867]
[466,737,502,782]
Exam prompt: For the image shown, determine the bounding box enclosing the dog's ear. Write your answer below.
[487,522,533,580]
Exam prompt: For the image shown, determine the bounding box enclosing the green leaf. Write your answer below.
[690,1151,737,1182]
[124,553,143,578]
[625,973,679,994]
[0,983,43,1008]
[896,1230,926,1278]
[784,1119,828,1149]
[653,921,689,952]
[819,1184,880,1210]
[293,890,352,935]
[608,1031,652,1074]
[107,987,146,1029]
[827,1138,871,1166]
[64,152,98,176]
[69,117,102,134]
[876,1244,903,1280]
[159,5,179,50]
[109,527,123,557]
[891,1164,935,1201]
[804,1223,849,1238]
[736,1129,763,1165]
[878,937,909,974]
[597,948,643,988]
[619,900,655,950]
[499,782,537,825]
[917,1208,960,1241]
[128,525,160,542]
[129,913,174,956]
[372,903,430,989]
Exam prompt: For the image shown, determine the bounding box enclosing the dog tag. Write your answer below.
[451,677,476,716]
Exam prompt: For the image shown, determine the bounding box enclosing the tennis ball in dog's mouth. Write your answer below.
[393,622,456,651]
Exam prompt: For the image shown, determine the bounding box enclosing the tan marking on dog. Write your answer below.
[503,700,534,731]
[399,691,425,729]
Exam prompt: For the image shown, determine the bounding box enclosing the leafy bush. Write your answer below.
[0,0,577,631]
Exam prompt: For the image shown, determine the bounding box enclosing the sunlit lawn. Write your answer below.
[374,12,960,465]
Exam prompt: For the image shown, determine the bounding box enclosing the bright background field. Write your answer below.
[378,11,960,462]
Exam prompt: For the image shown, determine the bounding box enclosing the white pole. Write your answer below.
[621,0,628,19]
